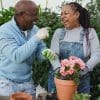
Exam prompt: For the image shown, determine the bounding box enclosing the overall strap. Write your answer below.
[59,28,66,60]
[59,28,66,41]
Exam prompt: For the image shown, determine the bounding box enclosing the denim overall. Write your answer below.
[48,28,90,94]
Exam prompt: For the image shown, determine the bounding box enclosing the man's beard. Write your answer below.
[23,24,34,31]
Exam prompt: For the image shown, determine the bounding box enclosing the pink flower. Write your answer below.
[66,68,75,75]
[68,60,75,68]
[55,56,86,84]
[60,66,65,73]
[61,59,69,67]
[60,67,67,76]
[60,71,67,76]
[75,58,85,69]
[69,56,85,69]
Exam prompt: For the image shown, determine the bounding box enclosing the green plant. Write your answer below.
[32,59,50,88]
[73,92,91,100]
[97,96,100,100]
[91,64,100,100]
[0,7,15,25]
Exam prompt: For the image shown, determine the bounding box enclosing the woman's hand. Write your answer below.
[42,49,56,60]
[79,66,89,76]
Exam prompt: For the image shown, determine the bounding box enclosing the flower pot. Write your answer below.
[54,78,77,100]
[10,92,32,100]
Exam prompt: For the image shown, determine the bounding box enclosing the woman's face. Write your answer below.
[61,5,80,29]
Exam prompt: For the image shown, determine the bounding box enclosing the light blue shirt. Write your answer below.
[0,17,46,82]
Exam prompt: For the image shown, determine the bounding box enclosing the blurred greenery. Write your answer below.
[0,7,15,25]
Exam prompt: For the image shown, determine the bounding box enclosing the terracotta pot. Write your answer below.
[54,78,77,100]
[10,92,32,100]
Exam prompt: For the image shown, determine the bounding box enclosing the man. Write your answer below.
[0,0,55,98]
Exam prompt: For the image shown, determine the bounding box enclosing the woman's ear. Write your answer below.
[75,11,80,19]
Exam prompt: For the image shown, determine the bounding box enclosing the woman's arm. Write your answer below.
[50,28,62,70]
[86,28,100,71]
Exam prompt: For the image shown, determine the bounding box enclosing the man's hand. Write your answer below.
[36,27,49,40]
[42,49,56,60]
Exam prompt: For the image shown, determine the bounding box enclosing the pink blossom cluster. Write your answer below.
[60,56,85,77]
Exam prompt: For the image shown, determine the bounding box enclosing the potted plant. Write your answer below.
[54,56,86,100]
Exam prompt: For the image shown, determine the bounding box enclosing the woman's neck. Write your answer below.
[66,22,80,30]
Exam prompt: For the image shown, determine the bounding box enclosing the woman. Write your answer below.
[48,2,100,94]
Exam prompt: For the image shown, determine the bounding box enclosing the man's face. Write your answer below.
[21,7,38,30]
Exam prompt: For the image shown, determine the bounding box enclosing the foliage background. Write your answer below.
[0,0,100,99]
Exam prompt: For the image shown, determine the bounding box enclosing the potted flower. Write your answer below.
[54,56,85,100]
